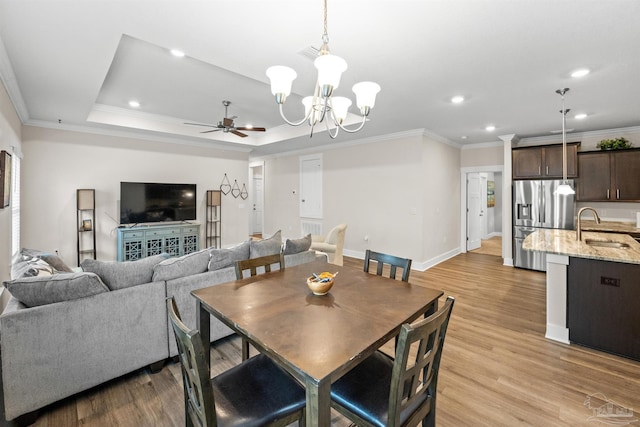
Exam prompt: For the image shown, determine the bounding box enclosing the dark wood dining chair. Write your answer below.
[235,252,284,279]
[330,296,455,427]
[364,249,412,282]
[235,252,285,360]
[167,297,306,427]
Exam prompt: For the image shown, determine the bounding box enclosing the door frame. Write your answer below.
[460,165,504,255]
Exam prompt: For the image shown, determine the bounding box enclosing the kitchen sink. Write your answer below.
[584,239,630,249]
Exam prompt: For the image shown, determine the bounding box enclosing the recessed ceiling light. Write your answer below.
[575,113,587,120]
[128,100,140,108]
[170,49,185,58]
[451,95,464,104]
[461,135,468,139]
[571,68,590,78]
[485,125,495,132]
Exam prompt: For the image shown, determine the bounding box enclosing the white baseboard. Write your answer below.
[343,247,462,272]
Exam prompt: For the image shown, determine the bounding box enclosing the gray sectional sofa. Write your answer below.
[0,231,324,423]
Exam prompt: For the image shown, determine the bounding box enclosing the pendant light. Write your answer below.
[555,88,575,195]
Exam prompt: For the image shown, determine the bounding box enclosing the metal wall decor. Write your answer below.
[219,173,231,195]
[220,173,249,199]
[231,179,241,198]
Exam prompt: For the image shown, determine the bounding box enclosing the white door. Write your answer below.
[252,177,263,234]
[467,173,482,251]
[480,174,488,239]
[300,155,322,218]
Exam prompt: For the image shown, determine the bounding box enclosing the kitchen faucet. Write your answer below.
[576,207,601,241]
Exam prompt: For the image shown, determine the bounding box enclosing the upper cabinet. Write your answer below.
[578,149,640,202]
[512,143,578,179]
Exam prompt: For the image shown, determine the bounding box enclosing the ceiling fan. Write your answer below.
[184,100,266,138]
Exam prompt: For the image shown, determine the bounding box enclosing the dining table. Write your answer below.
[192,259,443,427]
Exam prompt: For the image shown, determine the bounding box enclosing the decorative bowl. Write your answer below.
[307,275,335,295]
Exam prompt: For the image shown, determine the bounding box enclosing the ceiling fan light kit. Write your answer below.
[266,0,380,138]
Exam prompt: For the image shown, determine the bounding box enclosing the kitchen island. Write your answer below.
[523,229,640,361]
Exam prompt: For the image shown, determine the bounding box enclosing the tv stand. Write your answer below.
[116,223,200,261]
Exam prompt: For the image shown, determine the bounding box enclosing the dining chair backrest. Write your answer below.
[364,249,412,282]
[166,297,217,427]
[235,253,284,279]
[389,296,455,426]
[234,253,285,360]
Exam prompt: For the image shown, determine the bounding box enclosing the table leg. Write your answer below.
[305,377,331,427]
[196,301,211,370]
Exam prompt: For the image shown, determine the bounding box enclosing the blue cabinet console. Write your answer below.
[117,224,200,261]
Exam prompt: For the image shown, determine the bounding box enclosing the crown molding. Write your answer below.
[0,35,29,122]
[23,119,253,153]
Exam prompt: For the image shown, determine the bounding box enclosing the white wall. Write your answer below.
[259,132,461,269]
[21,126,251,265]
[0,80,21,286]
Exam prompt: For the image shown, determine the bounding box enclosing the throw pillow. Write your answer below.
[208,241,250,271]
[250,230,282,258]
[81,253,169,291]
[11,256,56,279]
[4,272,109,307]
[152,249,210,282]
[283,234,312,255]
[18,248,73,273]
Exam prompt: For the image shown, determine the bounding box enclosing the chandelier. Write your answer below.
[555,88,575,195]
[265,0,380,138]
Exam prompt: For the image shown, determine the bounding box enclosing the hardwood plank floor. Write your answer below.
[19,253,640,426]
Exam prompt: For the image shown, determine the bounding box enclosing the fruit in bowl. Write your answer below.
[307,271,337,295]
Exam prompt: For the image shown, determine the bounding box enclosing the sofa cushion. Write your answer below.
[283,234,312,255]
[208,241,250,271]
[250,230,282,258]
[4,272,109,307]
[81,253,169,291]
[152,249,210,282]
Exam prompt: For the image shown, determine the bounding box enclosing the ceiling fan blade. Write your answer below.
[236,127,266,132]
[223,117,234,127]
[231,130,248,138]
[201,129,222,134]
[184,122,218,128]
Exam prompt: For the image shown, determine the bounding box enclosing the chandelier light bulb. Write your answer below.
[314,54,347,97]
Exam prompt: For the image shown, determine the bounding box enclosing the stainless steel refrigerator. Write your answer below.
[513,179,575,271]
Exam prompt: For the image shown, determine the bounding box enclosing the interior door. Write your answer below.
[300,155,323,218]
[252,177,263,234]
[467,173,482,251]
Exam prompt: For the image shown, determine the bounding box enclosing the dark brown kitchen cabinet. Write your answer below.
[577,149,640,201]
[568,257,640,361]
[512,143,578,179]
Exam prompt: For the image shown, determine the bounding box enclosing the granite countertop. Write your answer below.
[523,229,640,264]
[579,219,640,234]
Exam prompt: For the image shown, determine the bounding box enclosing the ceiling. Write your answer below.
[1,0,639,157]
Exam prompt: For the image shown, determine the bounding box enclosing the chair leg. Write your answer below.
[242,338,250,361]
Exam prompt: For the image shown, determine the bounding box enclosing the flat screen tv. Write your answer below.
[120,182,197,225]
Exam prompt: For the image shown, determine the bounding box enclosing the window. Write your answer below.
[11,150,20,257]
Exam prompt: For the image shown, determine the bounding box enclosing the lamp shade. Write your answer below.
[555,183,575,196]
[352,81,381,110]
[330,96,352,123]
[266,66,297,97]
[302,96,320,125]
[314,54,347,96]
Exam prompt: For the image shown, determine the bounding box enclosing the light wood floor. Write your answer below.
[20,253,640,427]
[470,235,502,257]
